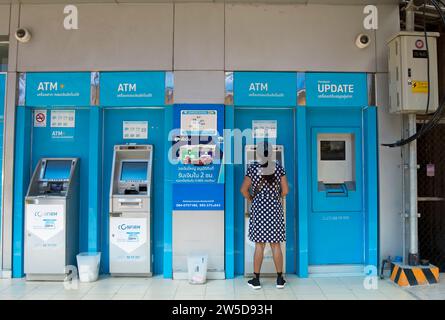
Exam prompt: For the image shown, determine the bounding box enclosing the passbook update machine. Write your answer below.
[24,158,80,281]
[109,145,153,276]
[317,134,355,196]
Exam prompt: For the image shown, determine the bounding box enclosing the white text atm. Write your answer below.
[109,145,153,276]
[244,145,286,276]
[24,158,80,281]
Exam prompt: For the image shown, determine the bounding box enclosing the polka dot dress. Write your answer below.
[247,163,286,243]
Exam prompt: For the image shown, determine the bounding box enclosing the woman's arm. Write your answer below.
[280,175,289,197]
[240,176,253,202]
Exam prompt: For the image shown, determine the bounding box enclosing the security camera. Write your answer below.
[15,28,32,43]
[355,33,370,49]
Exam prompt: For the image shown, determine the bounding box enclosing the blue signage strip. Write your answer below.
[25,72,91,107]
[305,72,368,107]
[100,72,165,107]
[233,72,297,107]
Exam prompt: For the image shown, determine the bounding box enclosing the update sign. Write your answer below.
[305,73,368,107]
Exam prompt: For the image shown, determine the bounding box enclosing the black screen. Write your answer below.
[320,141,346,161]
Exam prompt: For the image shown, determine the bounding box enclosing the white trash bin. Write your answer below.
[187,255,208,285]
[76,252,101,283]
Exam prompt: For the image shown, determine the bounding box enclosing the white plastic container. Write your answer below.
[76,252,101,283]
[187,255,208,285]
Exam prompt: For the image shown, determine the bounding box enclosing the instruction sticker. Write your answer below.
[180,110,217,136]
[123,121,148,140]
[26,204,64,241]
[252,120,277,139]
[110,217,147,253]
[412,81,429,94]
[50,110,75,128]
[34,110,47,127]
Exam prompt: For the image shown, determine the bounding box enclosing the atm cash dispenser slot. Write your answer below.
[317,134,355,197]
[24,158,80,281]
[109,145,153,276]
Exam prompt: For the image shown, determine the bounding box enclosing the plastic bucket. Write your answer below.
[76,252,101,283]
[187,255,208,285]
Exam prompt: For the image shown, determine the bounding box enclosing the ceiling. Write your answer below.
[0,0,401,5]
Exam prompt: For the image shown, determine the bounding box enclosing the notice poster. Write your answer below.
[172,105,225,211]
[26,204,64,241]
[123,121,148,140]
[252,120,277,139]
[110,217,147,253]
[50,110,75,128]
[180,110,217,136]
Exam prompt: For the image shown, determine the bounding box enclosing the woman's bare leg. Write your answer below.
[270,243,283,273]
[254,243,266,274]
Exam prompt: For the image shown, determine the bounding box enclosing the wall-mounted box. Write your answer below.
[388,31,439,114]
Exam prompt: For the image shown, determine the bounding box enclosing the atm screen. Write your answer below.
[120,161,148,181]
[320,141,346,161]
[43,160,72,180]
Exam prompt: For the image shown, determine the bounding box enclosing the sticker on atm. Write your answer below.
[412,81,429,93]
[110,218,147,253]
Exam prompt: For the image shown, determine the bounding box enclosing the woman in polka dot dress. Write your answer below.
[240,144,289,290]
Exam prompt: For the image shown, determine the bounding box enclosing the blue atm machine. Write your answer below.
[230,72,297,276]
[13,72,94,279]
[99,71,169,276]
[24,158,79,280]
[302,72,378,276]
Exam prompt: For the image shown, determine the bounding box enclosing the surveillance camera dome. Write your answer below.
[355,33,371,49]
[15,28,32,43]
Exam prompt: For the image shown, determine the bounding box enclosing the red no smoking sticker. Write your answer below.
[34,110,47,127]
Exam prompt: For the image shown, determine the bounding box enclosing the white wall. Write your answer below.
[225,4,376,72]
[16,4,174,71]
[0,5,10,35]
[174,3,225,70]
[174,71,225,104]
[376,73,404,262]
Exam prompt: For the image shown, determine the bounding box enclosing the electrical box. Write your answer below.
[388,31,440,114]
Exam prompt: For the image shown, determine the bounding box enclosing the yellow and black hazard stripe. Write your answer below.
[390,262,439,287]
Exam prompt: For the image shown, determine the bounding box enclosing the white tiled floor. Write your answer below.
[406,274,445,300]
[0,274,421,300]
